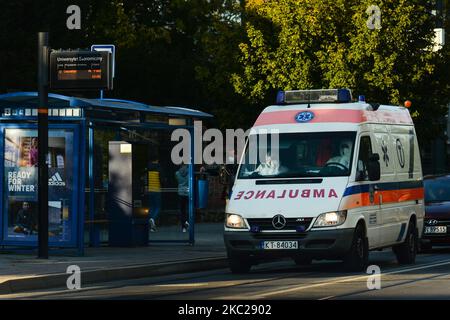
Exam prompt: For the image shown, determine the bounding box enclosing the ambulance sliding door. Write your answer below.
[372,125,400,246]
[389,125,422,241]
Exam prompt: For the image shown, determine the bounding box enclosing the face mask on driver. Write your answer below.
[340,142,351,157]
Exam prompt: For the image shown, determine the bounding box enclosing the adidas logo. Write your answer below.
[49,172,66,186]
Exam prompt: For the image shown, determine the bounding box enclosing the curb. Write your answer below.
[0,256,228,295]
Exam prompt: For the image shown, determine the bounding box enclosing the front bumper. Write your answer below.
[224,228,355,260]
[422,233,450,245]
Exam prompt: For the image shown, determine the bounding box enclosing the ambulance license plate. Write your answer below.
[262,241,298,250]
[425,226,447,234]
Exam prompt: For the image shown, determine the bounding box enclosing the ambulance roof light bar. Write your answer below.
[276,89,352,105]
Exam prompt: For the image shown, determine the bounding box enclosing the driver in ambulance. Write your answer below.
[326,139,353,170]
[254,152,281,176]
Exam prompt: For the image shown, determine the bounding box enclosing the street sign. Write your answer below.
[91,44,115,78]
[49,50,113,90]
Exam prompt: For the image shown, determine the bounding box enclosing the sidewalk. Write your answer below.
[0,223,227,295]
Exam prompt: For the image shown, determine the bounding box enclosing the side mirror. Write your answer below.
[368,153,380,181]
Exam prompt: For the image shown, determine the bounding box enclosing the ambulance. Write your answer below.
[224,89,424,273]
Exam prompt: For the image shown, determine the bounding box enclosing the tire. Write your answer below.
[343,224,369,272]
[227,252,252,274]
[293,256,312,266]
[393,222,418,265]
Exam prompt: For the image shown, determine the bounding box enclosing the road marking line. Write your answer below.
[248,259,450,299]
[156,283,210,287]
[319,296,336,300]
[320,270,450,300]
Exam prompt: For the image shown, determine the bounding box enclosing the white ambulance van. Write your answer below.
[224,89,424,273]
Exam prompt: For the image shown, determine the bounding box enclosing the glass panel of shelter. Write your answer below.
[90,126,190,245]
[139,129,190,241]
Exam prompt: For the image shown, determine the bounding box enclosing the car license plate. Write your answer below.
[262,241,298,250]
[425,226,447,234]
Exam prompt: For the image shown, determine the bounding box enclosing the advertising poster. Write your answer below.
[3,129,73,242]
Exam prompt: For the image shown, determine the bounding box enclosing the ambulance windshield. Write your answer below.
[238,132,356,179]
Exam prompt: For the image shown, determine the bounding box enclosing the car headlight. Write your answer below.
[313,210,347,228]
[226,214,247,229]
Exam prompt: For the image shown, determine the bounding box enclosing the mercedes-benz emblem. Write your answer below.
[272,214,286,230]
[427,219,438,226]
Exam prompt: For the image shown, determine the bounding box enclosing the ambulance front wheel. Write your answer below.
[227,251,252,274]
[343,224,369,272]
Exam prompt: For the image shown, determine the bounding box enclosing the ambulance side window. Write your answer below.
[356,136,372,181]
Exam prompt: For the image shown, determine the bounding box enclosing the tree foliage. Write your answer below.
[0,1,449,136]
[232,0,450,138]
[0,0,252,128]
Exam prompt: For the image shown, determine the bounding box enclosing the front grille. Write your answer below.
[247,217,313,231]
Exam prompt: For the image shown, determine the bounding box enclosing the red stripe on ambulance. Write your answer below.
[253,108,413,126]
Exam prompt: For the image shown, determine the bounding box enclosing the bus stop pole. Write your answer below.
[37,32,49,259]
[189,123,195,244]
[88,123,96,246]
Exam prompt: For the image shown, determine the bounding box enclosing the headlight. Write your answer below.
[313,210,347,228]
[226,214,247,229]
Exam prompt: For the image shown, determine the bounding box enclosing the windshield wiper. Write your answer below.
[256,178,323,185]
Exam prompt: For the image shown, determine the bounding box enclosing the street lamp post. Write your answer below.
[37,32,49,259]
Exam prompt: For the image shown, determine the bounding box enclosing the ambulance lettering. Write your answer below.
[289,190,299,198]
[255,190,266,199]
[328,189,338,198]
[233,189,339,200]
[266,190,276,199]
[301,189,310,198]
[313,189,325,198]
[234,191,244,200]
[244,191,254,199]
[277,190,286,199]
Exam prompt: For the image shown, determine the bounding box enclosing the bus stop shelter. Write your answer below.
[0,92,213,255]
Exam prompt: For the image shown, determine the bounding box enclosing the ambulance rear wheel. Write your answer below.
[228,252,252,274]
[343,224,368,272]
[393,221,418,265]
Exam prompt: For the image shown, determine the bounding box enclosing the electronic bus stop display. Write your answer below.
[50,50,113,90]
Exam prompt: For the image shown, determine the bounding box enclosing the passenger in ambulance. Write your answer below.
[326,139,353,170]
[254,151,283,176]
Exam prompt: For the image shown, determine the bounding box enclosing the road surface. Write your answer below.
[3,247,450,300]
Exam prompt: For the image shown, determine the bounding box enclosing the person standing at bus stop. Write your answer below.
[175,164,189,233]
[148,158,162,232]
